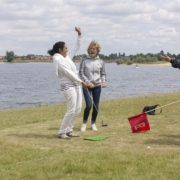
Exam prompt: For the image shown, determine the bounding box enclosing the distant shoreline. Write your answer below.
[0,61,51,64]
[132,63,171,67]
[0,61,171,67]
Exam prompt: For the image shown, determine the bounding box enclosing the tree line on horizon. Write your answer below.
[75,51,180,64]
[4,50,180,64]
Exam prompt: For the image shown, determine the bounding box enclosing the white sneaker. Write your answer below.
[91,124,98,131]
[81,124,87,132]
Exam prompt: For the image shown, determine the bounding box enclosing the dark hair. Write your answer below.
[48,41,65,56]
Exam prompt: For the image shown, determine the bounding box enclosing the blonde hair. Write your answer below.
[87,40,101,55]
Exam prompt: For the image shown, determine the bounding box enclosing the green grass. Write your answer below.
[0,92,180,180]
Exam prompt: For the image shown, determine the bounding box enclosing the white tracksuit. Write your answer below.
[53,36,82,135]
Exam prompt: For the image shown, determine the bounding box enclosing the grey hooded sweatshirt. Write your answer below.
[79,55,106,86]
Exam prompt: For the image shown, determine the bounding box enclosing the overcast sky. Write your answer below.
[0,0,180,56]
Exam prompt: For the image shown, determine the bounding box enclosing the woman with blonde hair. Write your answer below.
[79,40,107,132]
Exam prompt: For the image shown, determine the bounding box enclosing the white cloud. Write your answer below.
[149,27,178,38]
[0,0,180,55]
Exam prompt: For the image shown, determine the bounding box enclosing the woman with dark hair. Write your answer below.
[79,41,107,132]
[160,54,180,69]
[48,27,86,139]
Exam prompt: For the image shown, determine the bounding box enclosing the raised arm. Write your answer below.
[70,27,82,60]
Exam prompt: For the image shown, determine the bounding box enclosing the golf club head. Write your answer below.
[102,120,108,127]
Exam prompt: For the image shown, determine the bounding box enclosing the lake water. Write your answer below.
[0,63,179,110]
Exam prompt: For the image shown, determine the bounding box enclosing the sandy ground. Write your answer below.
[133,63,171,67]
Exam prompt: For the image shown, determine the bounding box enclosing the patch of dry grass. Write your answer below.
[0,92,180,179]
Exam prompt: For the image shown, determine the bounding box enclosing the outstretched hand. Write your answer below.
[160,55,171,62]
[75,27,81,36]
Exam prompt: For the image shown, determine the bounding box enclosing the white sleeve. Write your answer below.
[70,35,81,59]
[53,58,59,77]
[58,61,82,83]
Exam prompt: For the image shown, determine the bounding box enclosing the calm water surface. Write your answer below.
[0,63,179,110]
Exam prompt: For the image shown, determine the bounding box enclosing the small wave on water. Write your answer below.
[0,63,180,110]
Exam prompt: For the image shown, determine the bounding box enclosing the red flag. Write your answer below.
[128,112,150,133]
